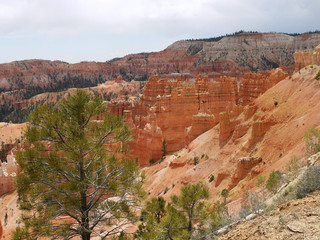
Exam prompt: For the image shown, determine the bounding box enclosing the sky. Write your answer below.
[0,0,319,64]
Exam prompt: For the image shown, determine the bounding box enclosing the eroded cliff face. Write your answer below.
[171,32,320,73]
[294,44,320,71]
[143,65,320,207]
[130,75,238,166]
[116,68,287,166]
[239,68,288,105]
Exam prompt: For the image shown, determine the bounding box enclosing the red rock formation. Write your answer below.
[129,75,238,166]
[218,102,276,149]
[229,157,262,189]
[239,68,288,105]
[294,44,320,70]
[219,111,240,145]
[249,120,275,146]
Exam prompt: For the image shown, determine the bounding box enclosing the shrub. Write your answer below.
[149,158,154,165]
[278,214,287,226]
[286,155,300,180]
[266,170,281,193]
[221,189,229,205]
[316,70,320,80]
[208,174,215,183]
[256,175,266,187]
[296,166,320,199]
[161,140,168,157]
[305,127,320,156]
[249,192,266,213]
[193,156,199,165]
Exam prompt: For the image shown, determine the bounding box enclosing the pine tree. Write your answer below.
[161,139,168,157]
[135,183,210,240]
[13,90,144,240]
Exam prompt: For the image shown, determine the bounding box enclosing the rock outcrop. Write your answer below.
[142,63,320,208]
[111,67,288,166]
[128,75,238,166]
[0,152,19,197]
[294,44,320,70]
[239,68,288,105]
[229,157,262,189]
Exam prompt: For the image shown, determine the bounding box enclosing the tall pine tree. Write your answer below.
[13,90,144,240]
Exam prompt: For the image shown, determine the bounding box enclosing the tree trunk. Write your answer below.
[80,160,90,240]
[81,232,91,240]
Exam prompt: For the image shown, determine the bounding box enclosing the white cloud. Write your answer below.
[0,0,319,63]
[0,0,319,36]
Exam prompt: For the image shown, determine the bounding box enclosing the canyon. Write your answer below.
[1,32,320,123]
[1,33,320,238]
[142,62,320,204]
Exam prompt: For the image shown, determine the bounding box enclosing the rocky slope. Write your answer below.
[218,191,320,239]
[141,64,320,208]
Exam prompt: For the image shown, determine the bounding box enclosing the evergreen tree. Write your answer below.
[161,139,168,157]
[13,90,144,240]
[135,183,210,240]
[221,189,229,205]
[170,183,209,238]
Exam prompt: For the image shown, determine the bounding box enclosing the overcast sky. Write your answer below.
[0,0,319,63]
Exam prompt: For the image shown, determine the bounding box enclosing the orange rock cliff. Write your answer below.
[111,68,288,166]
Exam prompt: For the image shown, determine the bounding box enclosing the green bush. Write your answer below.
[161,140,168,157]
[316,70,320,80]
[256,175,266,187]
[193,156,199,165]
[296,166,320,199]
[266,170,281,193]
[149,158,154,165]
[208,174,215,183]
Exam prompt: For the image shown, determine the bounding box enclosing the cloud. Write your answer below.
[0,0,319,37]
[0,0,319,63]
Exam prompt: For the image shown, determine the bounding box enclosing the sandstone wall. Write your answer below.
[116,68,288,166]
[294,44,320,70]
[129,75,238,166]
[239,68,288,105]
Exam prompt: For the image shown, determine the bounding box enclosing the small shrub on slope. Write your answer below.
[266,170,282,193]
[315,70,320,80]
[296,166,320,199]
[305,127,320,156]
